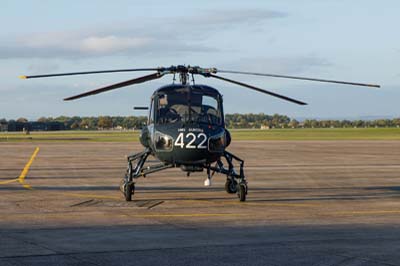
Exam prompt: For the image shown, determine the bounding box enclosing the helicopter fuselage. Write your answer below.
[139,84,231,170]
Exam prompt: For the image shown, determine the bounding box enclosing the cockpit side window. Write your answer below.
[148,98,154,124]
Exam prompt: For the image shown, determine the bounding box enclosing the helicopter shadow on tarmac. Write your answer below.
[2,183,400,203]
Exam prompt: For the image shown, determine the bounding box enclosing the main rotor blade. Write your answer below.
[20,68,160,79]
[217,70,381,88]
[64,72,163,101]
[209,74,307,105]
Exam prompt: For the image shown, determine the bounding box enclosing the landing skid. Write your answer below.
[209,150,248,201]
[121,148,173,201]
[121,149,248,202]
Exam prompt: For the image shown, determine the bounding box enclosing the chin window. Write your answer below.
[208,132,225,153]
[155,131,173,151]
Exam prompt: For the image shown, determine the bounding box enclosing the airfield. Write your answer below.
[2,131,400,265]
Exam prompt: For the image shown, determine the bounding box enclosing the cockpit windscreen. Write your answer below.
[156,90,222,125]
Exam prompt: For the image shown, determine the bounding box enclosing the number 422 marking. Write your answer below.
[174,133,207,149]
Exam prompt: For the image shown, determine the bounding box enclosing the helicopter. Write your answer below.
[20,65,380,201]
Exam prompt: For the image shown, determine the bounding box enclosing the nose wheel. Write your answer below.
[237,182,248,202]
[124,182,135,201]
[210,150,248,202]
[121,175,135,201]
[225,179,238,194]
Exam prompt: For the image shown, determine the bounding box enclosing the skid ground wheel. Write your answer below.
[225,179,238,194]
[238,183,247,202]
[125,183,135,201]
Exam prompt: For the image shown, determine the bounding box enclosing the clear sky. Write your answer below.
[1,0,399,119]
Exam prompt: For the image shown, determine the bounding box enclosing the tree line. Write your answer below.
[225,114,400,129]
[0,116,147,131]
[1,114,400,131]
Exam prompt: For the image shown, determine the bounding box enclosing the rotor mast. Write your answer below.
[177,65,189,85]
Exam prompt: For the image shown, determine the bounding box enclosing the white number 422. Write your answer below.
[174,133,207,149]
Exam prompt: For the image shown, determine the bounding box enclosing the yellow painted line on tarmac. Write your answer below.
[334,210,400,216]
[258,203,315,207]
[0,178,19,185]
[129,213,249,218]
[18,147,40,190]
[174,199,315,207]
[210,201,316,207]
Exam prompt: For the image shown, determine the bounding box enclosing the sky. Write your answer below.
[0,0,399,120]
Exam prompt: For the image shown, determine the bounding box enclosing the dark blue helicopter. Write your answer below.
[21,65,380,201]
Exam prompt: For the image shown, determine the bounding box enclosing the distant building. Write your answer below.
[6,121,65,132]
[0,121,7,131]
[29,122,65,131]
